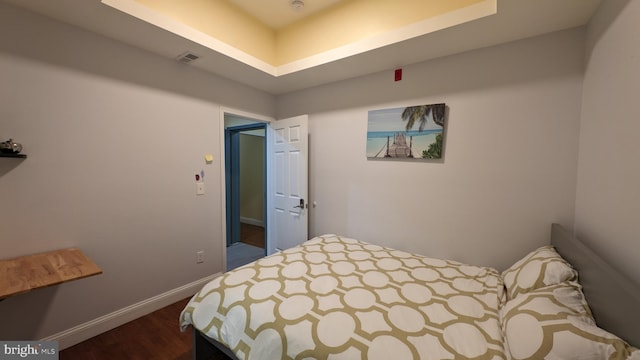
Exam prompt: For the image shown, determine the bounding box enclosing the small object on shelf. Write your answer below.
[0,138,23,154]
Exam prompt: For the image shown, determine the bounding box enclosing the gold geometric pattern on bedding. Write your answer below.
[501,282,640,360]
[180,235,507,360]
[501,245,577,300]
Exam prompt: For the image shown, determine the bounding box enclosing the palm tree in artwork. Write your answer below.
[402,103,446,131]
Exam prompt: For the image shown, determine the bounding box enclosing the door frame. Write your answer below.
[225,123,267,247]
[220,107,273,271]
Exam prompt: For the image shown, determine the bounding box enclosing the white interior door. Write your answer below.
[267,115,308,254]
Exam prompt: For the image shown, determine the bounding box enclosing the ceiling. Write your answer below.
[227,0,346,29]
[3,0,603,95]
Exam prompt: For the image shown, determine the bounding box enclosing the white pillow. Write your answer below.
[501,282,639,360]
[502,245,577,300]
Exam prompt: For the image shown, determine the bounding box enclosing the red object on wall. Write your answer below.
[394,68,402,81]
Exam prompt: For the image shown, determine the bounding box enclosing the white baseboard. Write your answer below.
[240,217,264,227]
[43,273,221,350]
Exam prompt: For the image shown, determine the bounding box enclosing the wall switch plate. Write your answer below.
[196,251,204,263]
[196,182,205,195]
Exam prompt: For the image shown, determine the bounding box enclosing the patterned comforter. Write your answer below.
[180,235,506,359]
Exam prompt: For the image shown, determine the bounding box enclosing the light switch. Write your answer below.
[196,182,205,195]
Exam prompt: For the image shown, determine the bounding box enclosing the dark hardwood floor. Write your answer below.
[60,297,229,360]
[239,223,264,248]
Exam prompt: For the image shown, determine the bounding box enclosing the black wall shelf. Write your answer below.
[0,153,27,159]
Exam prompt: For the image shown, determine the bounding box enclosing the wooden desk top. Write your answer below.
[0,248,102,299]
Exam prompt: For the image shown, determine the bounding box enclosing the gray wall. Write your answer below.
[277,28,585,270]
[575,0,640,284]
[0,3,274,341]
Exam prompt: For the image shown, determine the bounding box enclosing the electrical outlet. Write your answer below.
[196,251,204,263]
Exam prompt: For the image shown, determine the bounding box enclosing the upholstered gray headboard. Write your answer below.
[551,223,640,347]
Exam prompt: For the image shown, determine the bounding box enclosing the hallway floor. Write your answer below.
[227,223,265,271]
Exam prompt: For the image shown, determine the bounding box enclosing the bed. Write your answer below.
[179,224,640,359]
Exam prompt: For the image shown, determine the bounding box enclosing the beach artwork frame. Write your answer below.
[367,103,446,160]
